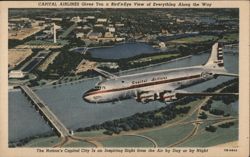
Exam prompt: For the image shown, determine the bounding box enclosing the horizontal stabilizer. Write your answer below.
[214,72,239,77]
[205,42,224,68]
[93,68,117,79]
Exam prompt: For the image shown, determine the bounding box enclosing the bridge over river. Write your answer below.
[19,85,70,137]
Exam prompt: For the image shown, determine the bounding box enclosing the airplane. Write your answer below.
[83,42,238,104]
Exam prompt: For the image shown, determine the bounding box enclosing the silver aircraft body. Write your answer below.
[83,43,238,103]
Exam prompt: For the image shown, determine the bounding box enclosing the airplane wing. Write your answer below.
[175,92,238,98]
[93,68,118,79]
[135,86,238,103]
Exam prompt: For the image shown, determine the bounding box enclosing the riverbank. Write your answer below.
[71,41,152,52]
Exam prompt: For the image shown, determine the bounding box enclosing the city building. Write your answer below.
[71,16,82,23]
[176,18,185,23]
[86,16,95,20]
[51,18,63,21]
[9,70,26,78]
[8,23,16,30]
[83,25,91,30]
[98,62,119,69]
[104,32,113,38]
[107,27,115,33]
[115,37,125,42]
[9,18,30,22]
[76,32,84,38]
[94,24,104,27]
[97,18,107,23]
[159,42,166,48]
[31,20,45,27]
[115,23,125,27]
[88,32,102,40]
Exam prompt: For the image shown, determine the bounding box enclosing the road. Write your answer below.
[125,134,158,147]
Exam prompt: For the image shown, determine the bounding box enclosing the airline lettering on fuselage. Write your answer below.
[132,79,147,85]
[151,76,167,81]
[131,76,168,85]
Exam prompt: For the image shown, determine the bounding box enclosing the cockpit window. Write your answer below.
[95,86,101,89]
[94,86,106,90]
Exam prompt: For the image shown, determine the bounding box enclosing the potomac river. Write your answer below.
[9,52,238,142]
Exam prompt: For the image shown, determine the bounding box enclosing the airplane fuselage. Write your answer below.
[83,66,214,103]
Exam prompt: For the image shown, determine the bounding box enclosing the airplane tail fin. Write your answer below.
[204,42,225,69]
[204,42,238,77]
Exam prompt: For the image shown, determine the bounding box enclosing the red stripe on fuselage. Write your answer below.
[84,74,201,97]
[163,95,175,99]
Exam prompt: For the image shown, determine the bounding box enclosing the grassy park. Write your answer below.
[140,124,194,147]
[135,54,180,62]
[101,135,154,147]
[180,121,238,147]
[169,35,218,44]
[74,130,105,137]
[24,136,60,147]
[25,39,68,46]
[222,33,239,42]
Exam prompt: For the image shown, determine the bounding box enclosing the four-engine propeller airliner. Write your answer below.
[83,42,238,103]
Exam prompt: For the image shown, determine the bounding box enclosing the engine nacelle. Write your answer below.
[159,91,177,102]
[137,92,157,103]
[200,71,214,80]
